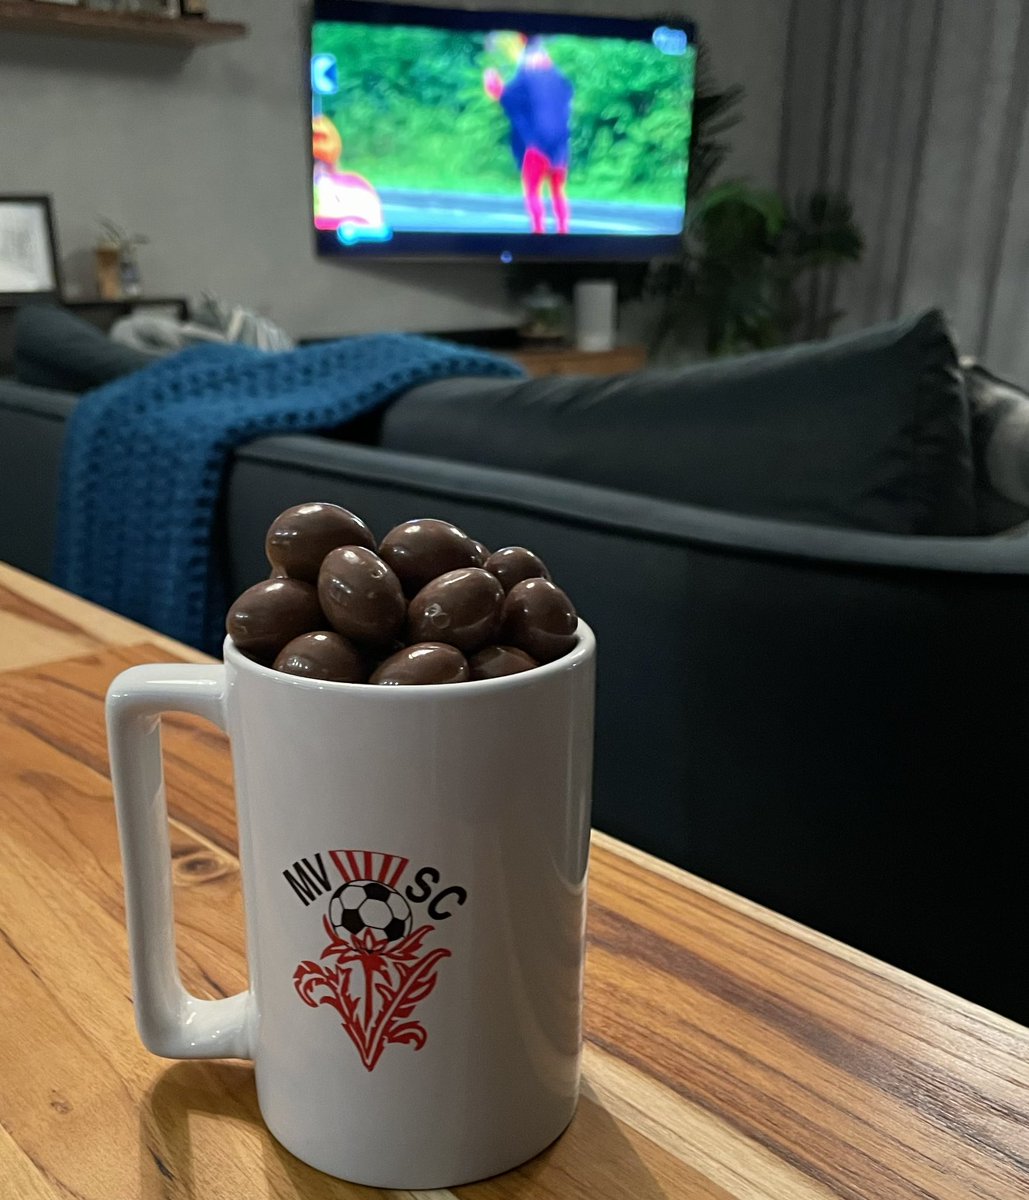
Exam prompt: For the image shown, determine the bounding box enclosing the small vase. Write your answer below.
[95,245,122,300]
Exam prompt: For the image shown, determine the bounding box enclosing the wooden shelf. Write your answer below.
[0,1,246,47]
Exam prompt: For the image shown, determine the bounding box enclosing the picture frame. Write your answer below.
[0,195,62,304]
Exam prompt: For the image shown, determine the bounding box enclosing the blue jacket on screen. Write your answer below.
[500,65,574,167]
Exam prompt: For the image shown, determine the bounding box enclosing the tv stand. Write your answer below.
[426,326,647,377]
[301,326,648,377]
[507,342,646,377]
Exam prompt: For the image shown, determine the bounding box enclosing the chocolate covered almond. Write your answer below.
[379,519,481,596]
[500,578,577,663]
[468,645,538,680]
[407,567,504,654]
[273,631,366,682]
[484,546,551,592]
[266,503,375,583]
[370,642,469,685]
[227,578,324,662]
[318,547,406,644]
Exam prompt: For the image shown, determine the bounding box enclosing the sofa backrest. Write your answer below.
[12,304,154,392]
[384,310,978,537]
[0,382,75,579]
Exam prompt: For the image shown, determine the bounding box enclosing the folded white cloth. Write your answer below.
[110,294,294,356]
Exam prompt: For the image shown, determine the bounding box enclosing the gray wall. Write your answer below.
[0,0,787,339]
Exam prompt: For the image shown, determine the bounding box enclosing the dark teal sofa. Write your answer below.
[2,306,1027,1023]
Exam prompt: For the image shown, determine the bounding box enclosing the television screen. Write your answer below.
[310,1,695,260]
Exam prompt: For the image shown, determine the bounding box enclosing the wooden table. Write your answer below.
[0,562,1026,1199]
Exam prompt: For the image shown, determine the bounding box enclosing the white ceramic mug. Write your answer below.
[106,624,595,1189]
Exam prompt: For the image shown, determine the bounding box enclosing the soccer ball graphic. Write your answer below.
[328,880,412,943]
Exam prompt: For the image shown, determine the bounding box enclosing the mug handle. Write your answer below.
[106,663,254,1060]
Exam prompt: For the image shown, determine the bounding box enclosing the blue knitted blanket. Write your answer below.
[55,334,523,653]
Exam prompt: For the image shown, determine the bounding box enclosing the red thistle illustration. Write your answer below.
[294,915,450,1071]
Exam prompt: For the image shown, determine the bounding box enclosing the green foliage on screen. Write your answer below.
[312,22,694,206]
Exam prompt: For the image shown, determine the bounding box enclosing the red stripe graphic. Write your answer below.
[328,849,409,888]
[387,856,406,888]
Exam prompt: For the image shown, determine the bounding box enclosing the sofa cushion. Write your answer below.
[384,310,976,536]
[964,361,1029,534]
[14,304,152,392]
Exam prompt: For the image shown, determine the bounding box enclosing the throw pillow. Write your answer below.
[383,309,976,537]
[14,304,153,393]
[963,360,1029,533]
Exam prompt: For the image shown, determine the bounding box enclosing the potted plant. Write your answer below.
[651,183,864,356]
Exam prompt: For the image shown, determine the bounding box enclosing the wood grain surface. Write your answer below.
[0,564,1026,1199]
[507,343,648,378]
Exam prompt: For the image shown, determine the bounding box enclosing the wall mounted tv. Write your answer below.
[310,1,696,260]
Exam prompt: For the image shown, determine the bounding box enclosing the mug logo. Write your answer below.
[288,849,465,1072]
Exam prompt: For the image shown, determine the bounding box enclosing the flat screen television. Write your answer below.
[310,1,696,260]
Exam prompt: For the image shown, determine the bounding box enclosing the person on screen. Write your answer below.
[484,35,573,235]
